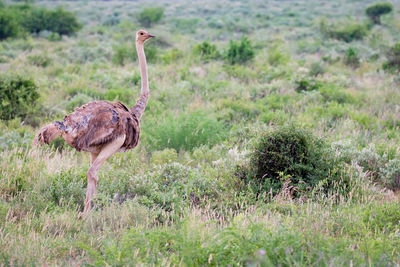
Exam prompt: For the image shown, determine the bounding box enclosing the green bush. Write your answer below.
[41,169,86,209]
[45,7,82,35]
[320,19,368,42]
[237,125,347,195]
[366,2,393,24]
[295,78,323,92]
[0,9,21,40]
[20,7,49,34]
[143,110,227,151]
[344,47,360,68]
[225,37,254,65]
[194,41,220,61]
[137,7,164,27]
[383,42,400,72]
[7,5,81,36]
[0,75,39,121]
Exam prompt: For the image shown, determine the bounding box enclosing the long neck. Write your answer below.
[131,41,149,120]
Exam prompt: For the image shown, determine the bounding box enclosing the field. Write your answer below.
[1,0,400,265]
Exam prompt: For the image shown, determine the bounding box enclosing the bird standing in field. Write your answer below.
[34,30,154,212]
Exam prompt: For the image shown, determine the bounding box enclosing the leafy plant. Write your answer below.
[137,7,164,27]
[45,7,82,35]
[366,2,393,24]
[0,75,39,121]
[194,41,220,61]
[237,125,347,195]
[0,9,21,40]
[344,47,360,68]
[383,42,400,72]
[295,78,323,92]
[225,37,254,65]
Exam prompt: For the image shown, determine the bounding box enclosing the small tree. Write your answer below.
[21,7,50,34]
[225,37,254,65]
[137,7,164,27]
[0,9,21,40]
[47,7,82,35]
[0,75,39,120]
[366,2,393,24]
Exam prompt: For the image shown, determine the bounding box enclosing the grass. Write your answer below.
[1,0,400,265]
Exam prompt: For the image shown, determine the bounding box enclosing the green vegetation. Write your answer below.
[137,7,164,27]
[366,2,393,24]
[320,19,368,42]
[0,4,81,39]
[0,9,20,40]
[344,47,360,68]
[194,41,220,61]
[225,37,254,64]
[1,0,400,265]
[237,125,347,195]
[0,75,39,121]
[383,42,400,71]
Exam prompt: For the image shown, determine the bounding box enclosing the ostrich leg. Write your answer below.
[84,135,126,212]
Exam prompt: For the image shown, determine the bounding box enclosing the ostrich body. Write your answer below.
[34,30,154,212]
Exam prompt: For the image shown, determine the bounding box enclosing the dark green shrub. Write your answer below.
[0,9,21,40]
[14,5,81,36]
[137,7,164,27]
[383,42,400,72]
[194,41,220,61]
[20,7,49,34]
[344,47,360,68]
[0,75,39,121]
[225,37,254,65]
[237,125,347,195]
[295,78,323,92]
[320,19,368,42]
[46,7,82,35]
[366,2,393,24]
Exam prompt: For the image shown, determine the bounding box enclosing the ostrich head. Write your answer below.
[136,30,155,43]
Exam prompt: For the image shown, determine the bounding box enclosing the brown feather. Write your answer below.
[37,100,140,152]
[33,124,62,146]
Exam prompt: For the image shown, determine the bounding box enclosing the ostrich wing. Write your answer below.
[56,101,140,152]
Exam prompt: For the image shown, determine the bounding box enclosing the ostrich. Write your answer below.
[34,30,154,212]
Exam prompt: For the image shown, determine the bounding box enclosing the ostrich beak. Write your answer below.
[147,34,155,38]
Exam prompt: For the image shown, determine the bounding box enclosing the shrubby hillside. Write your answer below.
[1,0,400,265]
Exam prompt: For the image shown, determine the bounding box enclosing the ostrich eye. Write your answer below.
[140,32,144,35]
